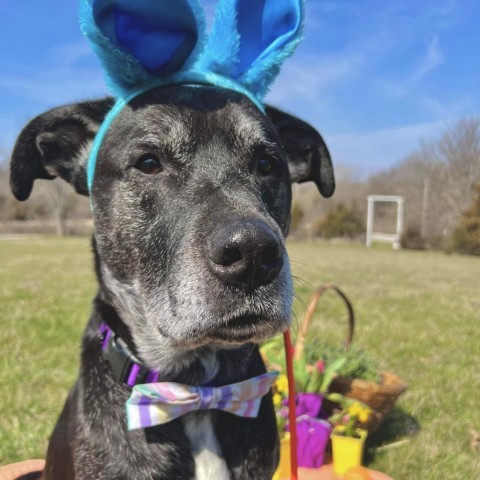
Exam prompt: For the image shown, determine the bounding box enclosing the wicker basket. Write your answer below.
[295,284,407,432]
[329,371,407,432]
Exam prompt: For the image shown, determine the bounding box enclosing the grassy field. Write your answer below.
[1,237,479,479]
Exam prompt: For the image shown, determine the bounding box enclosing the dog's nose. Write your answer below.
[207,220,283,289]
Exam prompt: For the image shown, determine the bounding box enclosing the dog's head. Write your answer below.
[10,86,334,366]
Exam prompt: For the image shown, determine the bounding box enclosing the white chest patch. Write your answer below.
[183,414,231,480]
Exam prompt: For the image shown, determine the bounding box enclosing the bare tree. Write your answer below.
[366,117,480,244]
[428,118,480,234]
[38,180,77,236]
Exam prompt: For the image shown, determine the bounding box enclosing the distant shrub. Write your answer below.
[401,225,428,250]
[451,184,480,256]
[315,203,364,239]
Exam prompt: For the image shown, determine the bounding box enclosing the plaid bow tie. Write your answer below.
[126,371,278,430]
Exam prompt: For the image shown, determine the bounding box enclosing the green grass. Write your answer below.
[0,237,95,463]
[1,237,479,479]
[287,241,480,479]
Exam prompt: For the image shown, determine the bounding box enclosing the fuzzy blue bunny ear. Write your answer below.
[202,0,303,100]
[79,0,206,97]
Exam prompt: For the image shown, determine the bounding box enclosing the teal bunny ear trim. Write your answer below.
[87,76,265,194]
[201,0,304,100]
[79,0,206,97]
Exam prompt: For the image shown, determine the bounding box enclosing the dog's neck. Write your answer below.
[88,294,263,389]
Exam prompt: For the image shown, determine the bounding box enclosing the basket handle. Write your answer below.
[294,284,355,361]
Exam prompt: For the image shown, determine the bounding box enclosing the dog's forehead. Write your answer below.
[119,86,273,147]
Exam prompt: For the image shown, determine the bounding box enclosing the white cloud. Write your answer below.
[51,41,94,68]
[272,49,365,100]
[411,36,445,83]
[267,27,392,116]
[326,120,446,177]
[385,36,446,99]
[418,94,476,119]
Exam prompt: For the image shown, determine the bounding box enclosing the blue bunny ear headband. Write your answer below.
[80,0,304,192]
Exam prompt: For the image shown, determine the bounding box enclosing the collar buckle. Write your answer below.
[100,323,158,387]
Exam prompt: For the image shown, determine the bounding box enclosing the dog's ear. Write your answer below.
[265,106,335,198]
[10,99,113,201]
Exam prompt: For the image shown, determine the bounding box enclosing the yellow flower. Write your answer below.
[276,374,289,394]
[348,403,363,418]
[273,393,283,408]
[358,407,371,424]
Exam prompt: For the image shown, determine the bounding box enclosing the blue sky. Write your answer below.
[0,0,479,175]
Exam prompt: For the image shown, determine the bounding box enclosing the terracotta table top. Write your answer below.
[0,460,44,480]
[0,460,394,480]
[299,464,393,479]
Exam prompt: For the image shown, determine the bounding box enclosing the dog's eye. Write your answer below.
[135,156,162,175]
[258,158,277,175]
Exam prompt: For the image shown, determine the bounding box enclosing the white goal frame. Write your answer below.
[366,195,405,249]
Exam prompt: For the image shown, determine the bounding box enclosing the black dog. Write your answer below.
[10,86,334,480]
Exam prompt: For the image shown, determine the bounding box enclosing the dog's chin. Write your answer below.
[206,315,287,346]
[161,315,287,350]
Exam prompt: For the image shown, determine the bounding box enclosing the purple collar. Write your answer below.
[100,323,159,387]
